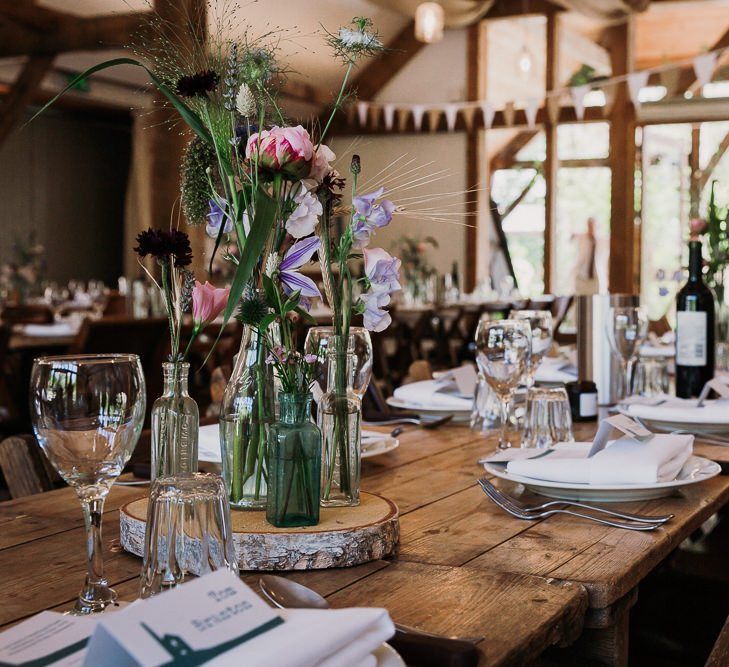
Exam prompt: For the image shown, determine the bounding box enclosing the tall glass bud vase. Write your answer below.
[266,392,321,527]
[220,324,277,510]
[319,337,362,507]
[151,362,199,480]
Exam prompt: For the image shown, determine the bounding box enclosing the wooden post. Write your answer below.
[544,10,559,294]
[689,124,701,219]
[464,23,480,292]
[606,20,638,295]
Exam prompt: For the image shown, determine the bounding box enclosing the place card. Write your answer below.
[588,414,653,458]
[83,570,284,666]
[0,611,97,666]
[697,377,729,405]
[450,364,478,398]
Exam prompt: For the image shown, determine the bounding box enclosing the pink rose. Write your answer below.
[689,218,708,236]
[309,143,335,181]
[192,280,230,327]
[245,125,314,180]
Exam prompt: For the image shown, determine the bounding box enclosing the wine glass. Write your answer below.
[30,354,146,614]
[509,309,554,388]
[606,306,648,400]
[475,319,532,449]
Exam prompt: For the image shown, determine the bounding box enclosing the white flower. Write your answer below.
[236,83,256,117]
[265,252,279,278]
[338,27,381,49]
[285,184,323,238]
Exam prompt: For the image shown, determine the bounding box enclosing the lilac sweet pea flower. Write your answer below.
[351,187,395,249]
[278,237,322,303]
[363,247,401,294]
[360,289,392,332]
[206,199,234,239]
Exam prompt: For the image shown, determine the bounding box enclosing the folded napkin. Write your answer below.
[639,343,675,358]
[503,434,693,485]
[534,357,577,384]
[225,607,394,667]
[21,322,78,337]
[623,397,729,425]
[393,380,472,411]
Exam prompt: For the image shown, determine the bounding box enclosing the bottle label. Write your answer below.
[676,311,707,366]
[579,392,598,417]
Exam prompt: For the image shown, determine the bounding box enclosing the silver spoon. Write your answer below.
[258,575,483,644]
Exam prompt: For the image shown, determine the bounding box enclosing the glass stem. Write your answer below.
[499,395,512,450]
[80,495,106,590]
[624,359,633,399]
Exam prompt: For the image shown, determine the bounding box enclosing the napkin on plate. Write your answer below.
[623,397,729,425]
[533,357,577,383]
[501,434,693,485]
[21,322,78,337]
[392,380,472,411]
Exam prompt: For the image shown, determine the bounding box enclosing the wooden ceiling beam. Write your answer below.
[491,130,539,171]
[0,54,54,145]
[0,1,64,32]
[484,0,564,20]
[0,11,153,58]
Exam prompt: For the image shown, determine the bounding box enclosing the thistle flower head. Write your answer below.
[237,289,269,326]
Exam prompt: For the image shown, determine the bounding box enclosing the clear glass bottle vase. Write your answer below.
[319,338,362,507]
[219,323,277,510]
[266,392,321,528]
[151,362,199,480]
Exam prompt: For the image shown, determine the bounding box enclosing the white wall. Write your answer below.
[331,29,469,276]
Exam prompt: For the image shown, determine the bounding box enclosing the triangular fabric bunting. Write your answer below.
[693,52,718,89]
[601,82,618,116]
[525,97,540,128]
[444,104,459,131]
[546,93,560,124]
[369,105,380,130]
[346,103,356,125]
[356,101,368,127]
[480,101,495,129]
[383,103,395,131]
[570,84,589,120]
[461,106,476,131]
[503,101,515,126]
[396,108,410,132]
[627,71,649,107]
[427,108,441,132]
[412,105,425,131]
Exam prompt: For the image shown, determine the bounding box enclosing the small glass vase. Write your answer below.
[319,339,362,507]
[219,323,277,510]
[151,362,199,480]
[266,392,321,528]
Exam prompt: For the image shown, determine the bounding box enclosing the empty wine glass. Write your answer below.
[475,319,531,449]
[30,354,146,614]
[606,306,648,400]
[509,309,554,388]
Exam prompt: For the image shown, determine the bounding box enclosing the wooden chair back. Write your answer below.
[1,304,54,325]
[0,435,57,498]
[706,614,729,666]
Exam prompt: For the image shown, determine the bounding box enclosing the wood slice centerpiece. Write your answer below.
[119,492,399,571]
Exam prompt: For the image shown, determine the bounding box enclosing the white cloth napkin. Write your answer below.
[534,357,577,383]
[21,322,78,337]
[393,380,472,411]
[210,608,394,667]
[623,397,729,425]
[198,424,389,462]
[503,434,693,485]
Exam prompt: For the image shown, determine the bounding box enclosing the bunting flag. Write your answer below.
[412,104,426,131]
[525,97,540,128]
[503,101,515,126]
[570,84,589,120]
[383,103,396,131]
[602,82,618,116]
[546,93,561,124]
[480,101,495,129]
[693,52,718,88]
[396,107,409,132]
[356,101,368,127]
[627,70,650,108]
[461,105,477,131]
[427,108,441,132]
[444,103,459,131]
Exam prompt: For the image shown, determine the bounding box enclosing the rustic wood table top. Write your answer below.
[1,421,728,666]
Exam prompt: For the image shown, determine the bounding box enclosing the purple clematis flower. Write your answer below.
[206,199,234,239]
[278,236,322,303]
[351,187,396,249]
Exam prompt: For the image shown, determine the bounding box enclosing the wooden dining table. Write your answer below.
[1,422,728,666]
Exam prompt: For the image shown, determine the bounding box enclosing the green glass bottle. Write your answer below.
[266,392,321,527]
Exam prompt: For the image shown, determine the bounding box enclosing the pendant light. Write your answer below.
[415,2,445,44]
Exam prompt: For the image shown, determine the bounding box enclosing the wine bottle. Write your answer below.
[675,240,715,398]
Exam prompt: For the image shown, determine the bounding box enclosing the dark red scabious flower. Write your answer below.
[134,228,193,267]
[175,70,220,98]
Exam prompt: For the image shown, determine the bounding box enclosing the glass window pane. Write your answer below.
[557,123,609,160]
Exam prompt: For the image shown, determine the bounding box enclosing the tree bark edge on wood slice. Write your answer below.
[119,491,400,571]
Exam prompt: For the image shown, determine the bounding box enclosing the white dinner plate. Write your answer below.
[374,643,406,667]
[482,455,721,502]
[385,397,471,422]
[362,435,399,459]
[617,407,729,436]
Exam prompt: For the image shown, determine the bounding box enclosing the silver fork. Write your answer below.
[477,477,662,531]
[478,476,672,524]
